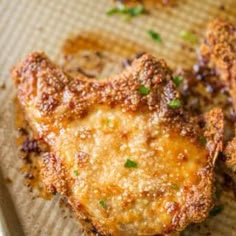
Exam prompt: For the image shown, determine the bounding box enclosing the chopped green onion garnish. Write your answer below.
[106,4,144,17]
[106,4,126,15]
[99,200,106,208]
[125,159,138,168]
[106,8,121,15]
[105,119,110,126]
[180,30,198,43]
[127,5,144,16]
[168,99,181,109]
[172,76,183,86]
[210,205,224,216]
[73,170,79,176]
[148,30,162,43]
[139,86,150,95]
[171,184,180,190]
[199,136,207,145]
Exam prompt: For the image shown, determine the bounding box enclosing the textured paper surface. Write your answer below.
[0,0,236,235]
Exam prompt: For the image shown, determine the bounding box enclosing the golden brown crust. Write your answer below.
[200,18,236,110]
[41,152,69,195]
[201,19,236,172]
[203,108,224,162]
[40,109,223,236]
[12,52,223,236]
[12,52,183,144]
[170,108,223,231]
[12,52,176,115]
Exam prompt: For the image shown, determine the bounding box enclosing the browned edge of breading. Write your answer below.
[170,108,223,234]
[201,19,236,173]
[200,19,236,99]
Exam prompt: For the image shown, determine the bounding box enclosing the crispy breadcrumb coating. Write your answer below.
[201,19,236,172]
[12,52,223,235]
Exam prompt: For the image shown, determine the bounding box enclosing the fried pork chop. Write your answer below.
[201,19,236,171]
[12,52,223,235]
[201,19,236,110]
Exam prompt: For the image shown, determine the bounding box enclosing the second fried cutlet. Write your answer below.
[201,19,236,172]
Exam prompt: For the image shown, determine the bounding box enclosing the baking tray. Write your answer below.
[0,0,236,235]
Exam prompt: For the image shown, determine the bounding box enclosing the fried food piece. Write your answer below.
[201,19,236,110]
[201,19,236,171]
[12,52,223,235]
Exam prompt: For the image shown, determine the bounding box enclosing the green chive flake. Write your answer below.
[106,8,121,15]
[199,136,207,145]
[172,76,183,87]
[139,86,150,95]
[105,118,110,126]
[180,30,198,43]
[73,170,79,176]
[99,200,106,209]
[127,5,144,16]
[106,4,144,17]
[171,184,180,190]
[125,159,138,168]
[210,205,224,216]
[168,99,181,109]
[148,30,162,43]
